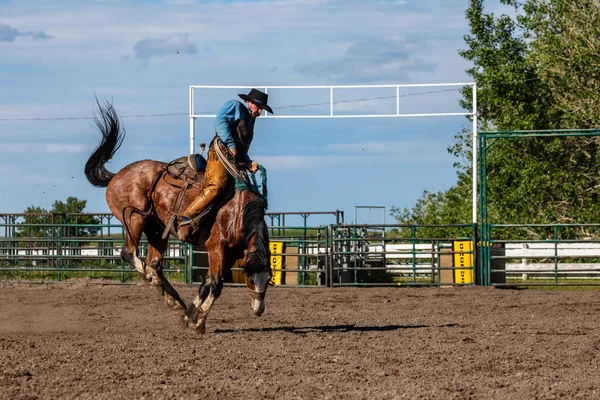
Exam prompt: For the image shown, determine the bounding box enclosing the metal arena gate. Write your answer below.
[478,128,600,287]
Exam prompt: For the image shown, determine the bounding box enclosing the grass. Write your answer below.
[0,263,187,283]
[497,278,600,290]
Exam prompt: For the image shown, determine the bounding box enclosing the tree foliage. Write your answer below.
[392,0,600,239]
[16,197,100,238]
[524,0,600,128]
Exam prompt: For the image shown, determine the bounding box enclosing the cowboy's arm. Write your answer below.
[214,101,244,151]
[227,148,256,172]
[215,101,257,171]
[231,142,256,171]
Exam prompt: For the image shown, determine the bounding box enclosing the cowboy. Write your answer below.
[178,88,273,239]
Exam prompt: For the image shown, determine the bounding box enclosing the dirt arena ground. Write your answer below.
[1,281,599,399]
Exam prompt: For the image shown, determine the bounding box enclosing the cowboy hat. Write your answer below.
[238,88,273,114]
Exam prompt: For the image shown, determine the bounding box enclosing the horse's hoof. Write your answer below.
[187,320,205,334]
[180,314,190,328]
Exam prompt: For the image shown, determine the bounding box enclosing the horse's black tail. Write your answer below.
[84,99,125,188]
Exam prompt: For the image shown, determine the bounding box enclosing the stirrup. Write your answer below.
[184,207,214,230]
[179,216,192,227]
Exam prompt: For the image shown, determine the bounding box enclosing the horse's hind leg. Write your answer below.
[144,220,187,312]
[120,211,146,276]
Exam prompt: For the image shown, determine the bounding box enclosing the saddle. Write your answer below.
[165,153,207,184]
[158,152,209,239]
[157,140,241,240]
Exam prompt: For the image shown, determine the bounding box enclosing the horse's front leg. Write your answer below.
[185,272,223,334]
[184,240,241,334]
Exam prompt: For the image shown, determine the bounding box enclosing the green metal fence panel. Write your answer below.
[477,129,600,287]
[188,224,331,288]
[330,223,477,287]
[486,223,600,287]
[0,213,189,283]
[0,212,494,288]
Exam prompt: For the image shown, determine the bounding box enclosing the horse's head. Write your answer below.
[240,195,272,316]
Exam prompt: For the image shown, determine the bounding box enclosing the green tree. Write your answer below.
[393,0,600,239]
[15,205,53,238]
[523,0,600,128]
[16,197,100,238]
[51,197,100,237]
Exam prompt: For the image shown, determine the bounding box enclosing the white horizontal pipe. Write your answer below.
[191,112,472,119]
[190,83,475,90]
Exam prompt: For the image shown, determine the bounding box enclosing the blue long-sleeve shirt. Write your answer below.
[214,100,254,164]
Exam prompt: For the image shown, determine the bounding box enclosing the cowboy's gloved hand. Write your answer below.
[248,161,259,173]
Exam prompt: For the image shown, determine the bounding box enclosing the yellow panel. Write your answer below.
[231,259,245,284]
[453,241,474,284]
[269,241,284,285]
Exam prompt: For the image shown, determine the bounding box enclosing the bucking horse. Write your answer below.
[84,100,272,334]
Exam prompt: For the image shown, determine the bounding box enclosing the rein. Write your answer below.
[213,137,268,206]
[214,137,249,183]
[235,165,268,207]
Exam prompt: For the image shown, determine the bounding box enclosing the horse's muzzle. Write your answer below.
[249,271,271,316]
[251,271,272,296]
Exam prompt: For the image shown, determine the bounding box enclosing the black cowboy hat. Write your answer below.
[239,88,273,114]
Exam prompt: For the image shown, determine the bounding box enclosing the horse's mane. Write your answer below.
[242,196,270,274]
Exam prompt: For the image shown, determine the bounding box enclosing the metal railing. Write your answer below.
[330,224,477,287]
[483,223,600,287]
[6,213,600,287]
[0,213,188,283]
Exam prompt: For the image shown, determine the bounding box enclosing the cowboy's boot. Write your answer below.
[177,151,228,241]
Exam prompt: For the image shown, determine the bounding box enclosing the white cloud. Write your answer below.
[0,0,471,124]
[0,22,52,42]
[1,143,87,154]
[43,143,88,153]
[295,37,437,83]
[133,33,197,62]
[0,102,93,121]
[0,0,467,76]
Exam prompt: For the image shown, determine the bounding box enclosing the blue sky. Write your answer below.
[0,0,508,226]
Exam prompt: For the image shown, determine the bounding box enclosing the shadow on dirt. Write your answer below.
[214,323,459,334]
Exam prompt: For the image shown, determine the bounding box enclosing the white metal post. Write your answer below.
[472,83,478,224]
[189,86,195,155]
[330,87,333,116]
[264,87,268,117]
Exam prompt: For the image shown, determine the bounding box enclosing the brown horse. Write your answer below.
[84,100,272,334]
